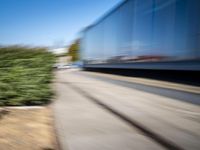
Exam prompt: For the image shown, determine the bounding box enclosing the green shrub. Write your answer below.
[0,46,55,106]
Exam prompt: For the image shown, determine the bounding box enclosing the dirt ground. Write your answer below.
[0,106,58,150]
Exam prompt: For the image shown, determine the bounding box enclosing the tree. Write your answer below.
[68,39,80,62]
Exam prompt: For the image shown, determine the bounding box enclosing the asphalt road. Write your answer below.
[53,69,200,150]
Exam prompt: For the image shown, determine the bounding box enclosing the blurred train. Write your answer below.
[81,0,200,71]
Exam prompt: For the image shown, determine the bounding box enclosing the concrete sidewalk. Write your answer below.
[53,70,164,150]
[53,69,200,150]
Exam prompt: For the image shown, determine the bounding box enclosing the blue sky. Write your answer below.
[0,0,122,47]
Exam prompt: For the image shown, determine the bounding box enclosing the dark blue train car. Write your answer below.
[81,0,200,71]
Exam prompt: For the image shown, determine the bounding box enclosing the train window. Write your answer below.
[85,28,95,60]
[93,22,104,59]
[132,0,154,57]
[152,0,178,58]
[182,0,200,58]
[85,27,99,60]
[104,8,121,58]
[119,0,134,57]
[152,0,199,60]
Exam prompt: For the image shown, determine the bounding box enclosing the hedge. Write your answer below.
[0,46,55,106]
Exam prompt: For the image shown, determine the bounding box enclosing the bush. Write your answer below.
[68,39,80,62]
[0,46,56,106]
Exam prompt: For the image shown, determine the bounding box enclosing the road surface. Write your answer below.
[53,69,200,150]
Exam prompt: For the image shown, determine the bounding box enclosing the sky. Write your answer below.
[0,0,122,47]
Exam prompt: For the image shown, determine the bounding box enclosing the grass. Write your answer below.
[0,46,56,106]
